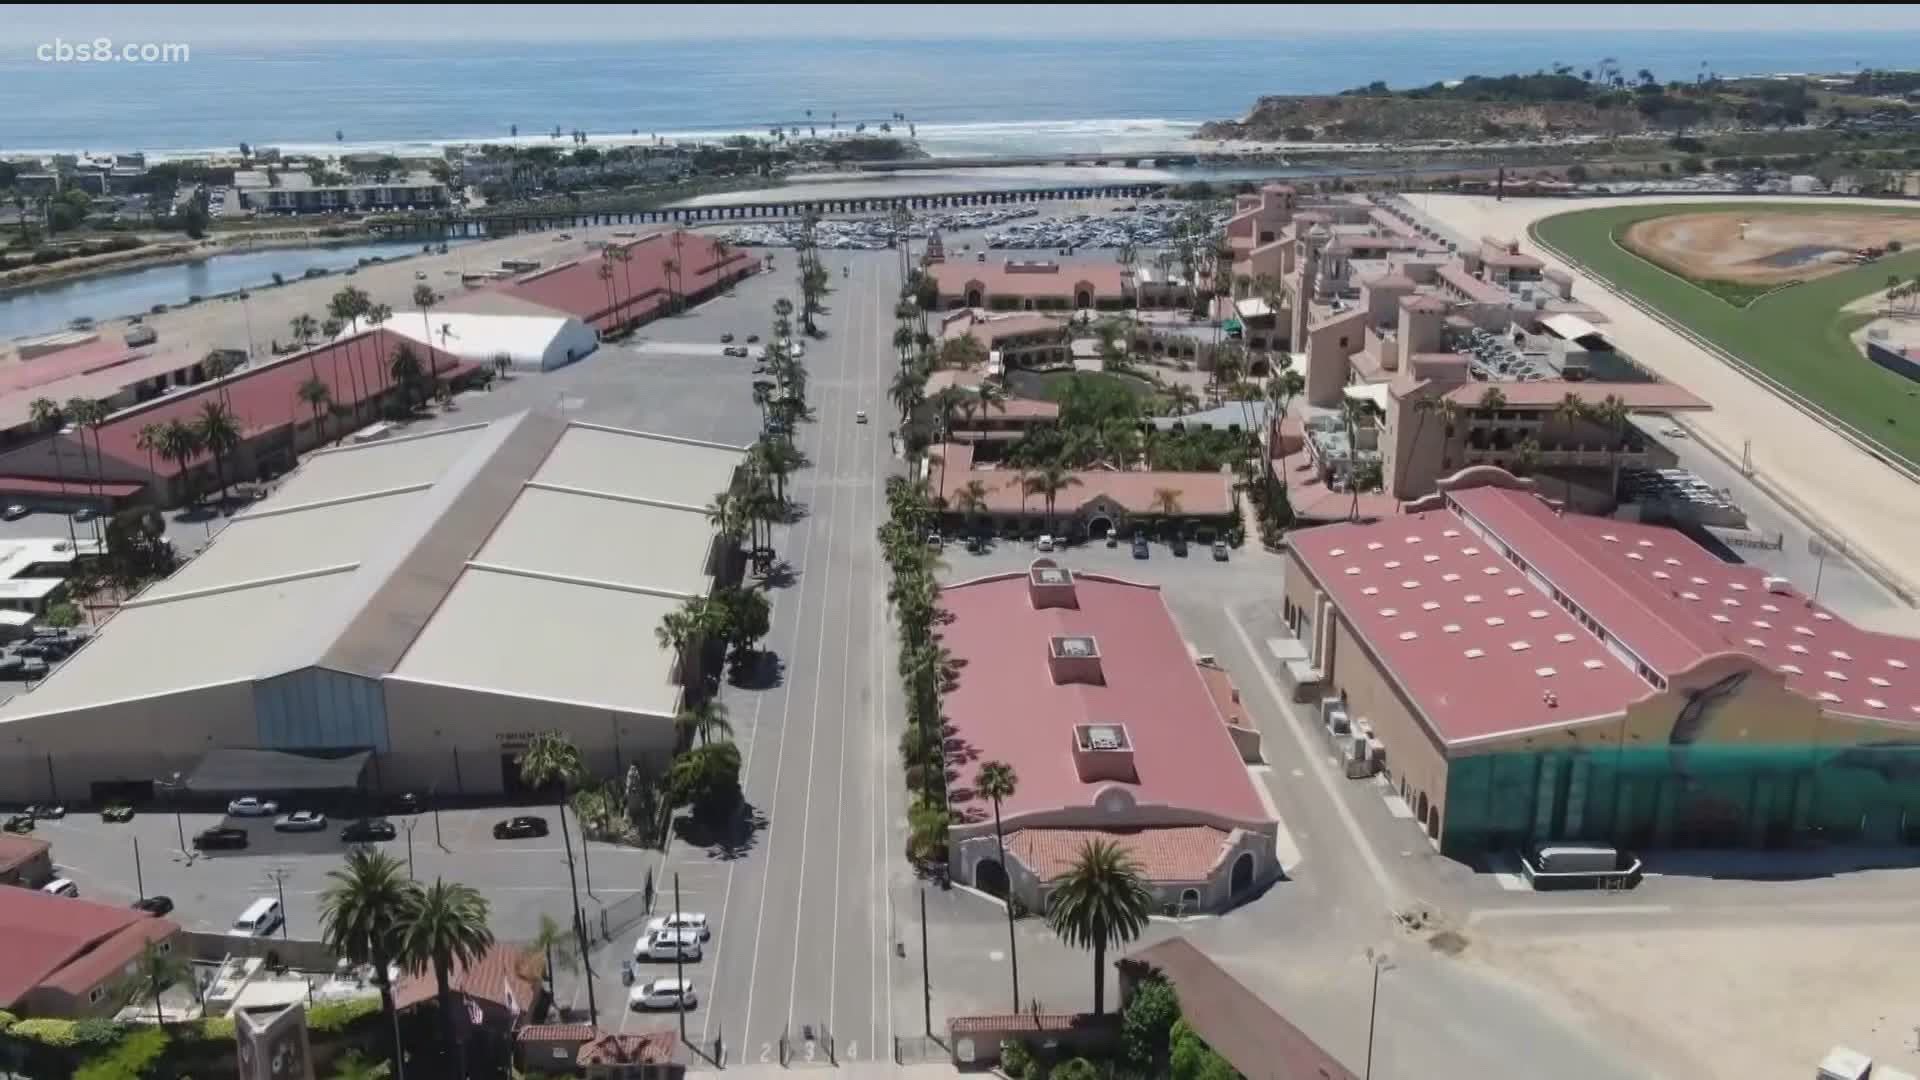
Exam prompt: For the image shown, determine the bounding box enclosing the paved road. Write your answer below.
[599,248,903,1065]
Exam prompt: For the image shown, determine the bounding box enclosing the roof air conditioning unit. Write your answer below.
[1763,575,1792,595]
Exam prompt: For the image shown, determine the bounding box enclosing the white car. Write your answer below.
[1661,426,1689,439]
[1036,534,1056,552]
[41,878,78,898]
[855,410,868,424]
[636,928,702,962]
[273,811,328,832]
[630,977,696,1011]
[227,797,278,817]
[644,912,710,940]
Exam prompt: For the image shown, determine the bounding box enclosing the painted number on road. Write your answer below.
[847,1041,857,1061]
[760,1044,771,1064]
[805,1042,816,1063]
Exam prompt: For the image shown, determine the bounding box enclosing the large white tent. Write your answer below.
[382,295,599,372]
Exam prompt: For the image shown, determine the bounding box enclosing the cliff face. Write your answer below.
[1197,96,1649,142]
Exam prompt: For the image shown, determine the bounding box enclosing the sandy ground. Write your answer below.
[1417,193,1920,604]
[57,227,630,361]
[1623,210,1920,287]
[1471,924,1920,1080]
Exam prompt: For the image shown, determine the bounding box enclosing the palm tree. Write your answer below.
[661,257,680,315]
[1045,838,1153,1016]
[1166,383,1201,416]
[157,419,204,505]
[412,285,442,391]
[28,399,71,539]
[134,422,164,486]
[399,878,493,1076]
[612,245,636,330]
[675,698,733,748]
[289,313,319,354]
[195,400,242,504]
[390,344,426,413]
[889,367,927,425]
[953,478,991,538]
[1023,462,1082,536]
[116,937,196,1028]
[515,732,592,1021]
[1550,391,1589,504]
[525,912,578,1000]
[975,760,1023,1012]
[1149,487,1182,521]
[320,847,415,1078]
[299,377,334,447]
[1588,392,1631,500]
[1477,385,1508,414]
[366,303,396,404]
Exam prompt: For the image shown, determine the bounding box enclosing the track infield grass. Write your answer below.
[1531,202,1920,471]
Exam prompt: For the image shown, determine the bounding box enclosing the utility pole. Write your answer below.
[264,867,293,939]
[132,836,144,902]
[674,872,687,1042]
[1365,952,1395,1080]
[401,816,417,879]
[557,806,597,1024]
[920,888,932,1036]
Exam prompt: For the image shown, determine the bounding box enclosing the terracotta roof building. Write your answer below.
[932,442,1235,539]
[1282,471,1920,856]
[0,834,53,888]
[930,258,1131,312]
[485,230,758,334]
[0,886,180,1018]
[939,562,1278,913]
[1120,937,1357,1080]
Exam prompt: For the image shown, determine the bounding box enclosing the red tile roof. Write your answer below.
[488,230,755,332]
[1288,503,1651,744]
[76,330,473,479]
[1006,826,1235,883]
[1453,487,1920,723]
[1197,663,1249,729]
[1437,264,1508,304]
[0,476,145,498]
[938,571,1271,828]
[517,1023,596,1042]
[0,886,177,1008]
[933,443,1233,517]
[950,1013,1101,1035]
[930,259,1129,302]
[0,339,154,397]
[0,835,49,875]
[395,941,538,1016]
[576,1031,681,1066]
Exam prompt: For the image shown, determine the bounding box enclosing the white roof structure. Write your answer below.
[1540,312,1608,345]
[378,309,599,373]
[0,411,743,729]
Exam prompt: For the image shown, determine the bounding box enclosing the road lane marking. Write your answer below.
[1225,605,1399,904]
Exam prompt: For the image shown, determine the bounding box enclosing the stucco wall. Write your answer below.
[956,826,1275,915]
[0,682,256,803]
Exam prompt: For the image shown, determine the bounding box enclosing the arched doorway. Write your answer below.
[1230,852,1255,895]
[1179,888,1201,914]
[1076,289,1092,309]
[975,858,1009,899]
[1087,515,1114,539]
[966,288,983,308]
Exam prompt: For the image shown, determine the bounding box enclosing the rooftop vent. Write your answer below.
[1072,723,1136,783]
[1028,562,1079,610]
[1047,635,1104,685]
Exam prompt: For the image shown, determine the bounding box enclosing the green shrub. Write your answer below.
[308,996,381,1034]
[1000,1038,1033,1077]
[1050,1058,1100,1080]
[1122,977,1181,1069]
[72,1017,123,1048]
[191,1014,236,1042]
[75,1026,168,1080]
[11,1017,80,1047]
[0,1009,18,1032]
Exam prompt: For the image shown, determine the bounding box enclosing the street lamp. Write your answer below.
[1365,949,1396,1080]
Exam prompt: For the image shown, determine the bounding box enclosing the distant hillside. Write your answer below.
[1198,68,1858,144]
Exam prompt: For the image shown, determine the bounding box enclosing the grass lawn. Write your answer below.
[1532,202,1920,470]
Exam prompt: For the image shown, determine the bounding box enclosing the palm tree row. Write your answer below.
[321,848,495,1078]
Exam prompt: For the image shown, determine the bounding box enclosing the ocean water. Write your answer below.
[5,32,1920,159]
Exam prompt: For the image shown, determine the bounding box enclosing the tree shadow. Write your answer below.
[757,560,798,590]
[779,502,809,525]
[727,649,785,690]
[671,802,769,862]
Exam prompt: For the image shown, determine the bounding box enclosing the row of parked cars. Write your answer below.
[628,911,709,1012]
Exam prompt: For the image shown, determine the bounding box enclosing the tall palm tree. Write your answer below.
[28,399,77,546]
[1588,393,1631,500]
[1149,487,1182,519]
[299,377,334,447]
[1550,391,1589,504]
[954,479,990,538]
[134,422,164,486]
[1045,838,1153,1016]
[116,937,196,1028]
[412,285,442,392]
[195,400,242,504]
[675,697,733,748]
[390,344,426,413]
[328,290,366,425]
[660,257,679,315]
[399,878,493,1076]
[289,313,319,357]
[975,760,1023,1012]
[612,245,636,329]
[366,303,396,405]
[320,847,416,1079]
[525,912,578,1000]
[515,732,593,1021]
[157,419,204,505]
[1023,462,1082,536]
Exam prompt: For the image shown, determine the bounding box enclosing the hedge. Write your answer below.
[75,1026,167,1080]
[10,1018,80,1047]
[309,996,382,1034]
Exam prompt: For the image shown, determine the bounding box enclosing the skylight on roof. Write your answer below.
[1664,558,1682,567]
[1680,592,1700,601]
[1485,616,1506,626]
[1329,548,1347,557]
[1826,670,1848,681]
[1746,638,1766,648]
[1795,626,1815,637]
[1535,667,1556,677]
[1789,644,1809,655]
[1482,566,1502,576]
[1384,560,1402,569]
[1814,612,1834,622]
[1421,601,1440,611]
[1711,615,1731,624]
[1892,659,1911,670]
[1423,554,1440,563]
[1729,582,1747,592]
[1464,648,1485,659]
[1627,552,1645,561]
[1781,664,1803,674]
[1637,539,1654,548]
[1722,598,1741,607]
[1509,641,1531,652]
[1554,632,1576,643]
[1652,571,1670,580]
[1690,576,1709,586]
[1406,535,1422,544]
[1866,698,1887,710]
[1832,650,1853,661]
[1443,624,1462,634]
[1344,567,1361,576]
[1869,676,1891,687]
[1753,620,1772,629]
[1399,631,1419,641]
[1379,608,1399,618]
[1818,691,1841,703]
[1442,529,1460,538]
[1506,587,1525,597]
[1529,609,1549,619]
[1441,573,1461,583]
[1761,603,1780,613]
[1584,659,1606,670]
[1464,594,1483,604]
[1362,586,1380,596]
[1601,534,1619,543]
[1401,580,1420,589]
[1366,542,1384,551]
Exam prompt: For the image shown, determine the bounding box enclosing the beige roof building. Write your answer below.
[0,410,744,802]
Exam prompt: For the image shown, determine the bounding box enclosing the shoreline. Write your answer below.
[0,229,395,298]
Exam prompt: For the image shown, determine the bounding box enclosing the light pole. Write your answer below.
[401,816,418,879]
[265,867,293,940]
[1365,950,1396,1080]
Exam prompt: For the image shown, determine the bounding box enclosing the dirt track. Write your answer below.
[1623,210,1920,286]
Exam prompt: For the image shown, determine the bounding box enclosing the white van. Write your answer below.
[229,897,283,937]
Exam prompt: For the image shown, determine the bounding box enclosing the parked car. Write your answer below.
[855,410,868,424]
[131,895,174,916]
[1212,541,1230,562]
[636,928,703,962]
[493,815,548,840]
[644,912,710,939]
[25,804,64,820]
[17,658,46,680]
[227,797,278,817]
[1170,536,1188,557]
[391,792,421,815]
[274,811,328,832]
[1132,536,1150,559]
[193,826,249,851]
[3,815,32,833]
[41,878,78,898]
[630,978,697,1011]
[101,804,135,823]
[1036,534,1055,553]
[340,818,397,843]
[745,334,760,344]
[1,505,27,521]
[720,333,735,343]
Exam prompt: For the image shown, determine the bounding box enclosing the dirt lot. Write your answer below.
[1471,922,1920,1079]
[1622,210,1920,286]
